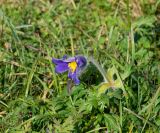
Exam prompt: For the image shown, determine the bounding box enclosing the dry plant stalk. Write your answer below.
[131,0,143,18]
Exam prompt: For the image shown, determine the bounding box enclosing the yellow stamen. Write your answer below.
[68,61,77,73]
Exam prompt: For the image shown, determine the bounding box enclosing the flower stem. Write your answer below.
[88,56,108,83]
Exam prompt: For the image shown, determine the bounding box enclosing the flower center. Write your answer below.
[68,61,77,73]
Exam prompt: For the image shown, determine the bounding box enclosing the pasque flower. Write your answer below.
[52,55,87,85]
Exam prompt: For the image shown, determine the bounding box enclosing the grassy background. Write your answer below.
[0,0,160,132]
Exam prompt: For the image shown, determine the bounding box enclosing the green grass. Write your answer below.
[0,0,160,132]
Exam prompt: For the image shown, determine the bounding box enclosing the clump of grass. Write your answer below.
[0,0,160,132]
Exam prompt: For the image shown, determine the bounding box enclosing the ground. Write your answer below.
[0,0,160,132]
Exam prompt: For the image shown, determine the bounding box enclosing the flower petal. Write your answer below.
[52,58,64,64]
[55,63,69,73]
[64,57,75,63]
[62,55,68,60]
[68,69,80,85]
[75,56,87,68]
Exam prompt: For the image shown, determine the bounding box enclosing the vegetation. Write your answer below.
[0,0,160,132]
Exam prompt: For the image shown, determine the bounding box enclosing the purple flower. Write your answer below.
[52,55,87,85]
